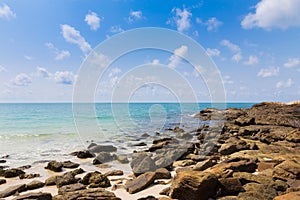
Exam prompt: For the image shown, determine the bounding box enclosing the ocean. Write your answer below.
[0,103,255,167]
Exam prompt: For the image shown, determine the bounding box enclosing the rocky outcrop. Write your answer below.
[53,188,120,200]
[12,192,52,200]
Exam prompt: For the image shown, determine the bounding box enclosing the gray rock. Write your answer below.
[0,179,6,185]
[125,172,156,194]
[117,155,129,164]
[53,188,120,200]
[93,152,115,164]
[89,145,117,153]
[58,183,86,195]
[0,184,26,198]
[45,161,63,172]
[26,180,45,190]
[12,192,52,200]
[62,160,79,168]
[131,153,156,175]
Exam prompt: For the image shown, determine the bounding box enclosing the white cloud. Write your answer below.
[24,55,33,61]
[53,71,76,85]
[85,12,101,31]
[151,59,160,65]
[171,7,192,32]
[0,65,6,72]
[108,68,121,78]
[257,67,279,77]
[276,78,293,88]
[205,17,223,31]
[168,45,188,68]
[206,48,220,57]
[36,67,51,78]
[243,55,259,65]
[61,24,91,53]
[220,40,240,52]
[232,53,243,63]
[0,4,16,20]
[284,58,300,68]
[110,25,124,33]
[45,42,70,60]
[241,0,300,30]
[128,10,143,23]
[223,75,234,84]
[11,73,32,86]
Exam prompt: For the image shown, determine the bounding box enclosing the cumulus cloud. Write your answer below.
[36,67,51,78]
[232,53,243,63]
[241,0,300,30]
[243,55,259,65]
[0,4,16,20]
[85,11,101,31]
[11,73,32,86]
[61,24,91,53]
[257,67,279,77]
[221,40,240,52]
[0,65,6,72]
[276,78,293,88]
[197,17,222,31]
[53,71,76,85]
[168,45,188,68]
[45,42,70,60]
[128,10,143,23]
[206,48,220,57]
[284,58,300,68]
[170,7,192,32]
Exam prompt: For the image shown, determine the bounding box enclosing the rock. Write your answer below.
[12,192,52,200]
[155,168,171,179]
[274,191,300,200]
[154,147,187,169]
[238,183,277,200]
[159,187,170,195]
[71,150,95,159]
[58,183,86,195]
[45,161,63,172]
[169,171,218,200]
[257,161,278,172]
[273,179,289,192]
[93,152,115,164]
[89,145,117,153]
[19,173,40,179]
[218,138,250,155]
[233,172,274,185]
[125,172,156,194]
[173,127,184,133]
[69,168,85,176]
[104,170,124,176]
[53,188,120,200]
[273,159,300,180]
[217,197,238,200]
[80,171,111,188]
[219,178,244,196]
[45,175,57,186]
[132,142,147,146]
[131,153,156,175]
[26,180,45,190]
[117,155,129,164]
[286,130,300,143]
[0,179,6,185]
[0,184,26,198]
[2,168,25,178]
[176,132,193,139]
[17,165,31,170]
[62,160,79,168]
[149,137,175,152]
[234,116,255,126]
[0,160,6,163]
[193,158,217,171]
[173,159,196,167]
[141,133,150,137]
[55,172,79,187]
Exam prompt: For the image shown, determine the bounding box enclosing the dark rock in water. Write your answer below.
[93,152,115,164]
[19,173,40,179]
[45,161,63,172]
[80,171,111,188]
[12,192,52,200]
[155,168,171,179]
[137,196,157,200]
[117,155,129,164]
[141,133,150,137]
[104,170,124,176]
[0,178,6,185]
[219,178,244,196]
[0,184,26,198]
[2,168,25,178]
[125,172,156,194]
[26,180,45,190]
[132,142,147,146]
[88,145,117,153]
[53,188,120,200]
[62,160,79,168]
[273,159,300,180]
[58,183,86,195]
[87,142,98,149]
[173,127,184,133]
[71,150,95,158]
[0,160,6,163]
[1,155,9,159]
[131,153,156,175]
[169,171,218,200]
[238,182,277,200]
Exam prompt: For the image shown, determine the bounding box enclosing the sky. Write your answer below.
[0,0,300,102]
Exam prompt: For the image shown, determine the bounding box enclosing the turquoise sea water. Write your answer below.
[0,103,255,167]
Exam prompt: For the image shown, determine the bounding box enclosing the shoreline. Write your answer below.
[0,102,300,199]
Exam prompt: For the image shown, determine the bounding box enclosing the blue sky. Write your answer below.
[0,0,300,102]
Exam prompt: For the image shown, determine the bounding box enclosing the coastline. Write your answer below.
[0,102,299,199]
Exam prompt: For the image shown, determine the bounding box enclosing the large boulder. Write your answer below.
[125,172,156,194]
[0,184,26,198]
[130,153,156,175]
[169,171,218,200]
[93,152,115,164]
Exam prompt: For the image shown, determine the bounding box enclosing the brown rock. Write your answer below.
[19,173,40,179]
[53,188,120,200]
[193,158,217,171]
[137,196,157,200]
[45,161,63,172]
[55,172,79,187]
[273,159,300,180]
[238,183,276,200]
[58,183,86,195]
[257,161,278,172]
[219,178,244,196]
[155,168,171,179]
[26,180,45,190]
[12,192,52,200]
[275,191,300,200]
[0,184,26,198]
[169,171,218,200]
[234,116,255,126]
[0,179,6,185]
[286,130,300,143]
[125,172,156,194]
[104,170,124,176]
[62,160,79,168]
[218,138,250,155]
[3,168,25,178]
[80,171,111,188]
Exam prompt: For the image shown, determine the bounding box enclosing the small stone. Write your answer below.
[71,150,95,159]
[19,173,40,179]
[93,152,115,164]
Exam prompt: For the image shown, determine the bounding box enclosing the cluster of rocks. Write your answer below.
[0,102,299,199]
